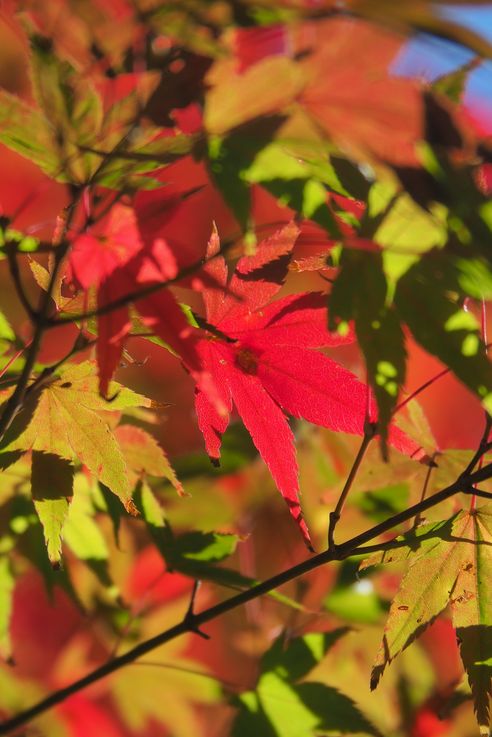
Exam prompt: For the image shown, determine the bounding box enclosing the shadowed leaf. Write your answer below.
[31,452,74,565]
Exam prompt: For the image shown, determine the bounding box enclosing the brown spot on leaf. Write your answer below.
[236,348,259,375]
[125,499,139,517]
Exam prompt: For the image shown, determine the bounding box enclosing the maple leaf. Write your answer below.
[0,556,14,662]
[31,452,74,565]
[68,202,215,402]
[114,424,185,497]
[301,18,423,166]
[194,224,420,546]
[233,629,381,737]
[0,361,151,514]
[362,505,492,735]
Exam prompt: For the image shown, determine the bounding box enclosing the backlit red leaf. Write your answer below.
[225,356,311,548]
[301,18,423,166]
[193,225,420,544]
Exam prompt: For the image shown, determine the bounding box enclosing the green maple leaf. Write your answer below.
[233,630,381,737]
[363,504,492,734]
[114,424,184,496]
[0,361,151,514]
[0,556,14,662]
[31,451,73,565]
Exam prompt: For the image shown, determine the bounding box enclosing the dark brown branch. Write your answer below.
[463,487,492,500]
[6,245,37,321]
[1,460,491,735]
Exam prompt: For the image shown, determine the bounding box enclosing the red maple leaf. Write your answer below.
[301,18,423,166]
[69,202,214,401]
[195,223,420,546]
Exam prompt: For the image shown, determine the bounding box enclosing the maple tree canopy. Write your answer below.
[0,2,491,737]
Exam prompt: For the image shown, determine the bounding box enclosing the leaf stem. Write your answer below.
[393,367,450,415]
[0,340,32,383]
[2,459,490,735]
[328,420,376,551]
[413,451,438,528]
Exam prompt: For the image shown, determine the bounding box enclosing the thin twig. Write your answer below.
[183,580,209,639]
[0,114,164,439]
[413,451,438,529]
[43,239,236,328]
[0,341,31,383]
[394,343,492,418]
[461,413,492,479]
[328,420,376,551]
[6,245,37,320]
[393,367,451,415]
[2,460,490,735]
[44,214,295,331]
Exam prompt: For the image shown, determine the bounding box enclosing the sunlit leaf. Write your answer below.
[261,629,350,681]
[0,90,59,177]
[395,254,492,415]
[31,452,73,565]
[365,504,492,734]
[63,474,114,591]
[233,629,381,737]
[204,56,304,136]
[29,35,103,183]
[0,362,151,513]
[115,425,184,496]
[0,556,14,662]
[0,311,15,343]
[301,17,423,166]
[373,192,448,281]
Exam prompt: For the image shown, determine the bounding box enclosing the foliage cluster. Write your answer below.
[0,1,491,736]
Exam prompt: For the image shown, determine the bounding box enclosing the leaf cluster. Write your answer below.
[0,2,491,736]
